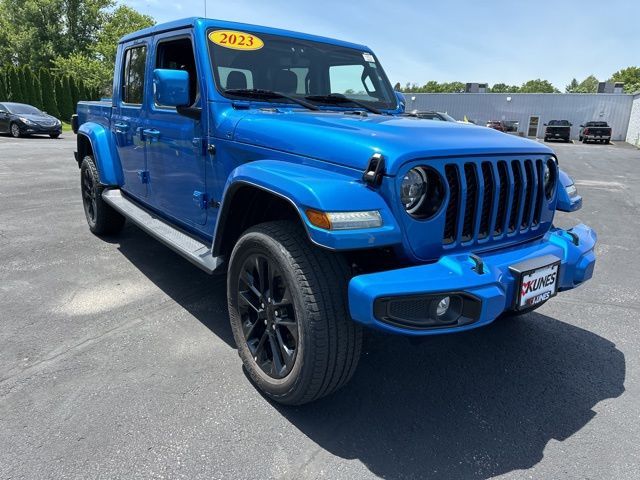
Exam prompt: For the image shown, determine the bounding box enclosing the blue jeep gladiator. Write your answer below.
[73,17,595,405]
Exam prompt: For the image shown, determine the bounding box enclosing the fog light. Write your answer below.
[436,296,451,317]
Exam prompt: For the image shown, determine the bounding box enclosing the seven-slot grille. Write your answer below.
[443,159,546,245]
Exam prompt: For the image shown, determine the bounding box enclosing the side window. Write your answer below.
[0,104,7,113]
[155,37,199,107]
[329,64,367,95]
[122,45,147,105]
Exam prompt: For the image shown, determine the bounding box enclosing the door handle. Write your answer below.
[114,122,129,133]
[142,128,160,142]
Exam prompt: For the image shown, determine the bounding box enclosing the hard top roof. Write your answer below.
[119,17,370,52]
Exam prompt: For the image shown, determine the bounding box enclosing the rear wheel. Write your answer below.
[80,155,125,235]
[10,123,21,138]
[228,221,362,405]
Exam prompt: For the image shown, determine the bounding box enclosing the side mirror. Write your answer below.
[569,123,573,126]
[543,123,547,126]
[394,91,406,113]
[153,69,190,107]
[579,124,584,127]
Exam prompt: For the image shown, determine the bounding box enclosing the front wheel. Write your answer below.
[50,133,60,139]
[227,221,362,405]
[80,155,125,235]
[10,123,21,138]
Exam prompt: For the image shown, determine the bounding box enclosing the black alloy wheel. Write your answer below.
[82,164,98,227]
[237,253,298,379]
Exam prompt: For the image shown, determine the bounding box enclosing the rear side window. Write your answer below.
[122,45,147,105]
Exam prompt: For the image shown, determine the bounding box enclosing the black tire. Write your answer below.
[80,155,125,235]
[605,139,610,144]
[10,123,21,138]
[50,133,60,139]
[228,221,362,405]
[543,137,549,142]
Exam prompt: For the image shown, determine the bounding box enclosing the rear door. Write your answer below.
[112,41,149,201]
[0,104,9,133]
[145,31,207,226]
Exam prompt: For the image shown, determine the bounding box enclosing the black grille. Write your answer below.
[443,165,460,244]
[442,158,546,246]
[462,163,478,241]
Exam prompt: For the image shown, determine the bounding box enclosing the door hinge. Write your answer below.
[137,170,150,184]
[193,191,220,209]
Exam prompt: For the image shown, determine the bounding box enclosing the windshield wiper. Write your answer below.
[304,94,382,115]
[224,88,318,111]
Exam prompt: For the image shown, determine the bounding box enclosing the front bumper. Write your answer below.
[18,123,61,135]
[348,224,596,336]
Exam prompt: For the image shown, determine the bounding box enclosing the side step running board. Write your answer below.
[102,189,224,274]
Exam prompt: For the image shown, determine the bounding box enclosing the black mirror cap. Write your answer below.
[71,114,79,134]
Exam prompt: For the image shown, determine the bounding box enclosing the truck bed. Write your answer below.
[76,100,112,130]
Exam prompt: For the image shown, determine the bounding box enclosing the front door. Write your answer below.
[145,33,207,226]
[112,42,149,201]
[0,104,10,133]
[527,116,540,138]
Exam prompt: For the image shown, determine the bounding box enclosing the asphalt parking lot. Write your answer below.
[1,134,639,479]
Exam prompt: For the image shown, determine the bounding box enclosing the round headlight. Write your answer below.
[400,168,427,213]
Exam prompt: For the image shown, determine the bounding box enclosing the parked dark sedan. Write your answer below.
[0,102,62,138]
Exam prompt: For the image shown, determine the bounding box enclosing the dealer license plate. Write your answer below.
[515,261,560,309]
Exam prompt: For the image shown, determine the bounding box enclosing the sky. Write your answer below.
[125,0,638,90]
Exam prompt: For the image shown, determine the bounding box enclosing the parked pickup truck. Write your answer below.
[72,17,595,405]
[579,121,612,143]
[544,120,572,143]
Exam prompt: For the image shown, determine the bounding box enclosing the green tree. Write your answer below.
[39,68,60,118]
[519,79,559,93]
[565,78,579,92]
[7,66,23,102]
[57,76,74,121]
[575,75,599,93]
[52,5,154,91]
[610,66,640,93]
[490,83,520,93]
[0,72,7,100]
[440,82,466,93]
[21,66,35,105]
[31,71,43,109]
[0,0,114,69]
[69,76,80,110]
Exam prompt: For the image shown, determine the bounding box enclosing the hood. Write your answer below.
[231,109,554,175]
[17,113,58,123]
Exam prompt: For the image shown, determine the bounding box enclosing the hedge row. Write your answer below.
[0,66,101,122]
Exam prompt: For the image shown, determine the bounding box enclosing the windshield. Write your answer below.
[207,29,397,111]
[7,103,42,115]
[548,120,569,126]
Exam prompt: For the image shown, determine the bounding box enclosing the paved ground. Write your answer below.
[0,134,639,479]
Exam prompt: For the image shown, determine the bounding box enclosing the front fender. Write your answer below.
[556,169,582,212]
[78,122,123,186]
[216,160,402,251]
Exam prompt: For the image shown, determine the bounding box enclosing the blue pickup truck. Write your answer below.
[73,17,595,405]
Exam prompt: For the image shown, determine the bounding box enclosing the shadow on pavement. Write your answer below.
[278,316,625,479]
[113,225,625,479]
[114,225,235,347]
